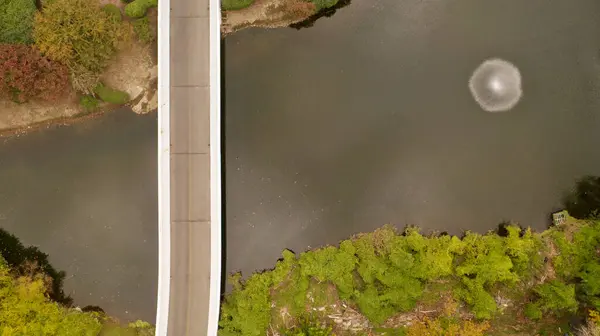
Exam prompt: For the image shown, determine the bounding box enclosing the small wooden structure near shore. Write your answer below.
[552,210,568,227]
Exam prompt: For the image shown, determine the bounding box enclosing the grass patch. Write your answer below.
[221,0,254,11]
[124,0,157,18]
[94,83,130,104]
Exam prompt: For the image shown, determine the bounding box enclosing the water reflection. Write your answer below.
[469,59,522,112]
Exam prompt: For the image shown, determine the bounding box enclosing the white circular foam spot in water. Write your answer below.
[469,58,522,113]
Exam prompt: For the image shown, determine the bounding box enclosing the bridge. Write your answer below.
[155,0,222,333]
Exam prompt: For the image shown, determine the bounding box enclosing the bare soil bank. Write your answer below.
[222,0,317,35]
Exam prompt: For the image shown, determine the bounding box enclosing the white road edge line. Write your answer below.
[207,0,223,332]
[155,0,170,331]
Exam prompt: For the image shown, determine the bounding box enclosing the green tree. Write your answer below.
[533,280,578,315]
[0,256,103,335]
[0,0,37,44]
[0,228,71,305]
[580,262,600,310]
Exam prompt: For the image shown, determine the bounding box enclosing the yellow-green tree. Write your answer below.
[33,0,131,93]
[0,256,102,335]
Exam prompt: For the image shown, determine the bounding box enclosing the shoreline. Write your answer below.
[0,104,156,140]
[0,0,158,139]
[1,0,341,139]
[221,0,351,35]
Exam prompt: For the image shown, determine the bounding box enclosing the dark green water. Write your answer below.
[0,110,158,322]
[224,0,600,277]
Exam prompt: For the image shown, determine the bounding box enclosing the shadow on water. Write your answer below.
[0,228,72,306]
[289,0,352,30]
[221,38,229,295]
[563,175,600,219]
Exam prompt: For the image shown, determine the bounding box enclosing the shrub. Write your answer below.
[299,242,357,299]
[219,250,298,336]
[124,0,157,18]
[80,95,100,111]
[133,17,155,43]
[524,303,543,320]
[94,83,130,104]
[551,221,600,280]
[0,44,69,102]
[221,0,253,10]
[581,262,600,310]
[0,0,37,44]
[0,254,102,334]
[0,228,73,305]
[102,4,122,22]
[533,280,578,315]
[33,0,130,93]
[455,279,498,320]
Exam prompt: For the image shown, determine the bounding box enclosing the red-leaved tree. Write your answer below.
[0,44,70,103]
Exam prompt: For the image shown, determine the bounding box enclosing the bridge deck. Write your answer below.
[166,0,214,333]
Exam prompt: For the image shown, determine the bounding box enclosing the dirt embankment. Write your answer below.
[222,0,317,35]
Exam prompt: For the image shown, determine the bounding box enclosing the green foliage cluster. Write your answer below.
[94,83,130,104]
[124,0,156,18]
[581,262,600,310]
[33,0,131,93]
[525,280,578,321]
[80,95,100,111]
[0,229,156,335]
[220,224,546,334]
[454,226,541,319]
[0,255,103,335]
[548,220,600,313]
[551,222,600,280]
[220,249,297,336]
[133,17,155,44]
[221,0,254,11]
[0,0,37,44]
[102,4,123,22]
[0,228,71,305]
[309,0,339,10]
